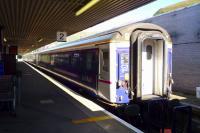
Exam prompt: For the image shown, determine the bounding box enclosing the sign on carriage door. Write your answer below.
[117,49,129,82]
[142,39,155,95]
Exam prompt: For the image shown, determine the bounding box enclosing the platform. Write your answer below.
[0,62,142,133]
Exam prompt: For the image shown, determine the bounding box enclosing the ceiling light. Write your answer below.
[75,0,100,16]
[3,37,7,42]
[38,38,43,42]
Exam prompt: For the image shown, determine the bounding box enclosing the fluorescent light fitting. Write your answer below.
[38,38,43,42]
[76,0,100,16]
[3,37,7,42]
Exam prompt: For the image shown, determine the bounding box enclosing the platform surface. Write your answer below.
[0,62,141,133]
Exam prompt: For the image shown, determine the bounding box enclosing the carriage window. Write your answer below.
[71,53,79,66]
[64,54,70,64]
[146,45,152,60]
[41,54,51,63]
[102,50,109,72]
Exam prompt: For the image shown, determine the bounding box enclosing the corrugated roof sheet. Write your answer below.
[0,0,153,54]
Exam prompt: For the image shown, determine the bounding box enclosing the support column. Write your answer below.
[0,26,4,75]
[0,26,3,60]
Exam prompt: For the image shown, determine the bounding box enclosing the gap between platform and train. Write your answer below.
[24,61,143,133]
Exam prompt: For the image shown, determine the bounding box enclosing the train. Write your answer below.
[23,23,173,104]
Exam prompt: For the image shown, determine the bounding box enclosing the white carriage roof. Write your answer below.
[27,23,170,55]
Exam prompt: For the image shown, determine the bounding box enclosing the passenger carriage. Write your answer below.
[23,23,173,104]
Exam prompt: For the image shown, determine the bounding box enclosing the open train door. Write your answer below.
[129,27,172,100]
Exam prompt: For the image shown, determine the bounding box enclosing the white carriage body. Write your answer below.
[23,23,173,103]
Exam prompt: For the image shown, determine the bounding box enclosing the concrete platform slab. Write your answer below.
[0,62,142,133]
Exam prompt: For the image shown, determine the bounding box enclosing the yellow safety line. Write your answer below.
[72,115,112,124]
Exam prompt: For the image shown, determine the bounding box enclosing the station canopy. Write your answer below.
[0,0,153,54]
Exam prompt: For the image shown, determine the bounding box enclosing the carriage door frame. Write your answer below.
[98,45,111,100]
[130,30,166,99]
[139,36,165,97]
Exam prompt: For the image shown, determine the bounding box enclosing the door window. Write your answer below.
[102,50,109,72]
[146,45,152,60]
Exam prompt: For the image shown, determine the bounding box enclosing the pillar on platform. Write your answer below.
[0,26,3,60]
[0,26,4,75]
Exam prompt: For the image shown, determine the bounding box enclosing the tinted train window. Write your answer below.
[64,54,70,64]
[86,53,92,70]
[103,51,109,72]
[41,54,51,63]
[146,45,152,60]
[71,53,79,66]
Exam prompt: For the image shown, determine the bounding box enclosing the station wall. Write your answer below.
[143,4,200,94]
